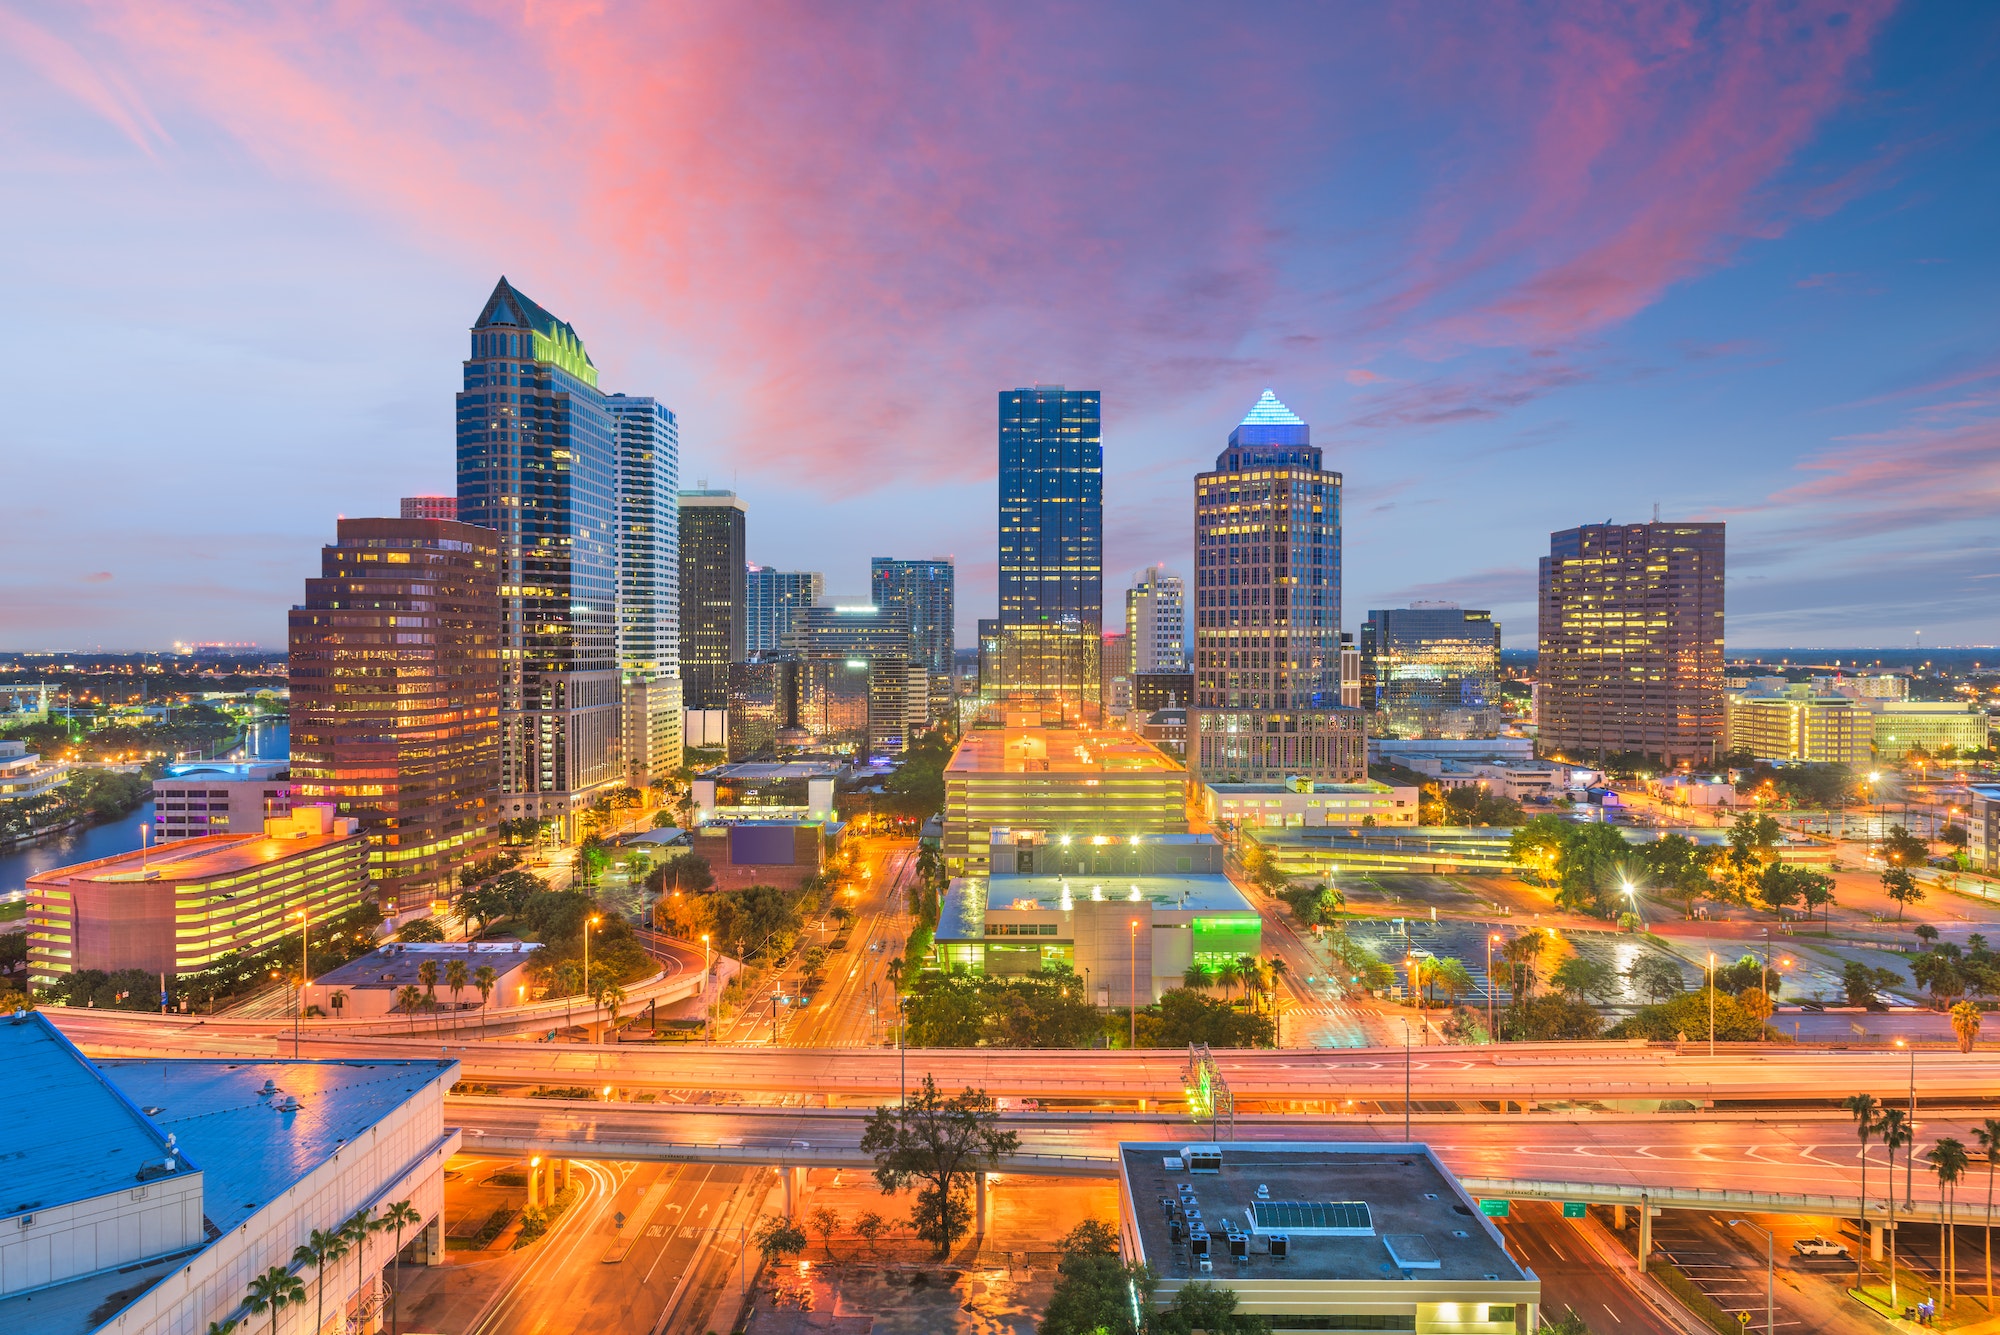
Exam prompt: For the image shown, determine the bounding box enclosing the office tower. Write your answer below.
[289,516,502,911]
[871,557,956,693]
[1190,390,1362,781]
[1125,566,1187,675]
[608,395,683,784]
[996,386,1102,719]
[1100,630,1131,716]
[977,618,1002,698]
[401,495,457,521]
[727,652,804,759]
[1537,521,1725,766]
[1358,606,1503,739]
[456,278,621,836]
[786,603,925,753]
[678,490,746,709]
[746,566,824,653]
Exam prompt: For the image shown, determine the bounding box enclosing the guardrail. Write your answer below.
[1459,1176,1965,1228]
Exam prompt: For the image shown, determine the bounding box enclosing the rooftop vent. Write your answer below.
[1383,1235,1441,1271]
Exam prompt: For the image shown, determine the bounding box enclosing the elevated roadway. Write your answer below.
[448,1098,1983,1227]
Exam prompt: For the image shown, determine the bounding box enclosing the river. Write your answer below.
[0,719,288,897]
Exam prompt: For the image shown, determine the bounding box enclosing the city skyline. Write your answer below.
[5,6,1997,651]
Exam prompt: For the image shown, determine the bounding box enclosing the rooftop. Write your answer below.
[1119,1142,1532,1286]
[938,872,1255,942]
[1204,779,1398,795]
[159,760,288,782]
[698,760,845,782]
[2,1012,187,1222]
[26,829,361,888]
[314,940,543,990]
[1238,389,1305,427]
[947,726,1184,776]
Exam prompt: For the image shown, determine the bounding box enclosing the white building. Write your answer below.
[0,1012,454,1335]
[0,739,69,804]
[1125,566,1187,674]
[1203,778,1419,828]
[150,760,292,840]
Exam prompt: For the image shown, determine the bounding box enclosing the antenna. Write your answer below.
[1652,502,1660,522]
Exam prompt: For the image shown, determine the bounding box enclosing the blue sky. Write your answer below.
[0,1,1995,650]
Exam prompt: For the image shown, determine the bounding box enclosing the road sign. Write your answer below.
[1562,1202,1587,1219]
[1479,1199,1510,1218]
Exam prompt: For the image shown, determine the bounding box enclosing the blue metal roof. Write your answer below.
[99,1058,457,1232]
[1,1012,187,1221]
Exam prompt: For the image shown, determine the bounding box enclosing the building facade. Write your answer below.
[1537,521,1726,767]
[1860,699,1991,760]
[747,566,824,654]
[995,386,1102,719]
[1192,391,1360,782]
[455,277,622,832]
[1125,565,1187,674]
[786,603,926,754]
[400,495,457,521]
[727,652,804,760]
[608,394,683,785]
[871,557,956,687]
[27,807,369,986]
[1358,606,1502,739]
[289,516,502,910]
[1725,683,1869,766]
[1202,778,1419,829]
[151,761,292,841]
[679,489,747,709]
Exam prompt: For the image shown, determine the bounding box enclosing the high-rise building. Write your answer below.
[1125,566,1187,675]
[786,603,926,753]
[1725,682,1869,766]
[1191,391,1361,782]
[1358,606,1503,739]
[727,651,804,760]
[679,490,747,709]
[608,395,683,784]
[456,277,621,835]
[995,386,1102,719]
[289,516,503,911]
[746,566,824,653]
[870,557,956,687]
[400,495,457,521]
[1537,521,1725,766]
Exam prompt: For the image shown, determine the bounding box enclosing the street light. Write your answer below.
[1707,951,1717,1056]
[292,908,309,1059]
[1727,1218,1775,1335]
[1896,1036,1917,1208]
[1129,919,1139,1049]
[1402,1017,1412,1141]
[583,913,601,994]
[701,934,712,1043]
[1486,934,1502,1043]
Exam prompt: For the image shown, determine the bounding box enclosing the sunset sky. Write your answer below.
[3,2,1996,650]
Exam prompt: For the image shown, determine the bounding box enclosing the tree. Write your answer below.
[755,1214,808,1270]
[1879,1108,1914,1309]
[1277,882,1342,928]
[243,1265,304,1335]
[1182,963,1212,992]
[474,964,497,1016]
[852,1210,886,1256]
[1845,1094,1882,1293]
[1039,1219,1148,1335]
[395,984,423,1034]
[1606,989,1764,1042]
[1799,871,1837,931]
[1842,960,1904,1009]
[292,1227,348,1335]
[398,917,445,943]
[382,1198,422,1335]
[1931,1137,1970,1306]
[1148,989,1274,1049]
[1973,1118,2000,1311]
[1626,956,1686,1003]
[985,972,1101,1049]
[904,971,987,1046]
[1637,833,1715,917]
[1880,823,1930,871]
[1953,1001,1983,1052]
[1505,994,1603,1041]
[1882,866,1924,921]
[1427,957,1476,1007]
[1214,960,1244,1005]
[1151,1281,1272,1335]
[808,1205,842,1257]
[860,1077,1019,1257]
[1550,955,1618,1004]
[445,958,469,1017]
[341,1207,378,1324]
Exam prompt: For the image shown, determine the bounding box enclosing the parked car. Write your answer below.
[1793,1236,1846,1258]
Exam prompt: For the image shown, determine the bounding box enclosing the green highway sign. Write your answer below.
[1479,1199,1510,1218]
[1562,1202,1588,1219]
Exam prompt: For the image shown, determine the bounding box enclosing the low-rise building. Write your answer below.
[1245,824,1524,877]
[693,760,843,822]
[1970,784,2000,876]
[150,760,292,840]
[1725,683,1869,765]
[1859,700,1990,761]
[27,806,368,987]
[305,940,542,1019]
[1116,1140,1538,1333]
[1203,778,1419,829]
[934,865,1260,1005]
[0,739,69,805]
[944,722,1190,875]
[0,1011,453,1335]
[1394,756,1559,802]
[1139,705,1187,760]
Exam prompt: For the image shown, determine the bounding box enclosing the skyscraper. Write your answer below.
[786,604,926,753]
[1538,521,1725,766]
[288,517,501,912]
[1359,606,1502,738]
[678,490,747,710]
[400,495,457,521]
[1191,391,1361,781]
[871,556,956,713]
[455,277,621,835]
[1124,565,1187,674]
[608,395,683,784]
[995,386,1102,719]
[747,566,824,653]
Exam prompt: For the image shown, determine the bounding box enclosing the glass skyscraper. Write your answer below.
[456,278,621,833]
[678,489,746,709]
[871,556,956,714]
[746,566,824,654]
[1359,606,1502,738]
[996,386,1102,718]
[608,394,682,783]
[1191,391,1362,781]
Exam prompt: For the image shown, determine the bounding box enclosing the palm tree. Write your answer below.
[418,958,440,1019]
[1975,1118,2000,1310]
[1215,961,1243,1006]
[293,1226,348,1335]
[1845,1093,1881,1293]
[244,1265,304,1335]
[382,1198,423,1335]
[1266,954,1290,1001]
[1880,1107,1914,1309]
[1931,1138,1970,1306]
[205,1322,238,1335]
[1953,1000,1983,1053]
[474,964,497,1032]
[1432,957,1477,1008]
[446,958,469,1025]
[596,980,627,1042]
[342,1206,379,1323]
[886,957,905,990]
[395,984,423,1035]
[1181,962,1211,992]
[329,989,347,1020]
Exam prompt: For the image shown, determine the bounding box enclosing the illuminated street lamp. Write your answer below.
[1706,951,1717,1056]
[1486,933,1502,1043]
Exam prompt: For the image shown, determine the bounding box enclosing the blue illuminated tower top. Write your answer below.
[1219,389,1319,471]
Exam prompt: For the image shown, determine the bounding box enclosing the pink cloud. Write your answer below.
[0,6,168,156]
